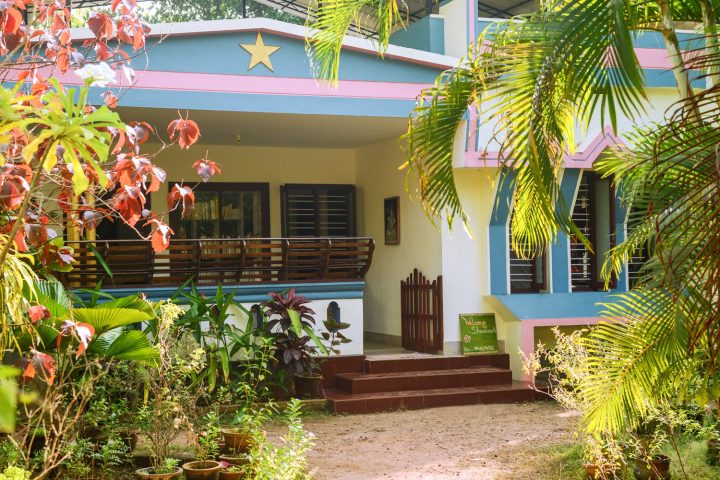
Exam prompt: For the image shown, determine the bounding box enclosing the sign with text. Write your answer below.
[459,313,498,355]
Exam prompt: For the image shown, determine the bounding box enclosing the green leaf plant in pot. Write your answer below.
[262,290,329,398]
[218,461,245,480]
[183,411,223,480]
[136,303,201,480]
[629,420,671,480]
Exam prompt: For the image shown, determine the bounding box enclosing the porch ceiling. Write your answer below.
[119,108,408,148]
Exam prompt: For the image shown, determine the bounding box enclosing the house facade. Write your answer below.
[64,0,688,378]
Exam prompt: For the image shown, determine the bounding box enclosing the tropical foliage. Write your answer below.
[309,0,720,438]
[145,0,303,24]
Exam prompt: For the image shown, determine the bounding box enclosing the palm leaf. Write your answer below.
[102,330,159,364]
[73,308,152,336]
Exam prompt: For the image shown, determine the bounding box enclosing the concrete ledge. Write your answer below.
[364,331,402,347]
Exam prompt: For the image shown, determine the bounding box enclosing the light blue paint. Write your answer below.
[552,169,581,294]
[137,33,443,83]
[613,186,629,291]
[493,291,619,320]
[74,281,365,303]
[88,87,417,117]
[489,171,514,295]
[391,16,445,54]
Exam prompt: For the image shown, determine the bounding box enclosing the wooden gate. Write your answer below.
[401,269,443,353]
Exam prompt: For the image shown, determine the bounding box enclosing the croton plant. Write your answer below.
[0,0,220,432]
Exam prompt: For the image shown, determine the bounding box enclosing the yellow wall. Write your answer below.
[147,144,356,237]
[440,168,503,352]
[355,139,443,337]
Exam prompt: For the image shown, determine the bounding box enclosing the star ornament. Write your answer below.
[240,33,280,71]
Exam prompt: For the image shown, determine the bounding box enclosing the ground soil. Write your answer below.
[297,402,575,480]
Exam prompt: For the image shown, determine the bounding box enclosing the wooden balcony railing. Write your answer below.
[61,237,375,289]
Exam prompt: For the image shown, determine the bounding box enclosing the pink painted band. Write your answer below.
[464,128,626,168]
[13,69,431,101]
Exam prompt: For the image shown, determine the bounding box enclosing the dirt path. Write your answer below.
[301,403,574,480]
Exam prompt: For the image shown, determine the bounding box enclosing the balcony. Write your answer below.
[61,237,375,290]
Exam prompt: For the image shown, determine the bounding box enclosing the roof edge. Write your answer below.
[70,17,459,69]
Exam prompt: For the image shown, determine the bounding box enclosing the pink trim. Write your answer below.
[519,316,602,381]
[19,69,431,100]
[464,127,627,168]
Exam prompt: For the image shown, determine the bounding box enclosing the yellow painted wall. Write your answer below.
[355,139,443,337]
[440,168,502,352]
[146,144,356,237]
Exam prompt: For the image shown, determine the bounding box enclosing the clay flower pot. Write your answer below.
[219,469,245,480]
[632,455,671,480]
[182,460,223,480]
[134,466,183,479]
[221,428,257,453]
[295,373,324,399]
[218,453,248,466]
[584,463,618,479]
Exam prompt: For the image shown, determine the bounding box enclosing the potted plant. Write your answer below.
[295,311,353,399]
[262,290,329,397]
[136,302,204,480]
[218,462,245,480]
[629,424,671,480]
[183,412,224,480]
[221,404,272,454]
[136,459,183,480]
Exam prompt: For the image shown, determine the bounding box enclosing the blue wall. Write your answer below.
[391,16,446,54]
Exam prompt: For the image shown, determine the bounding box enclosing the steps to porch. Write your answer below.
[322,353,542,414]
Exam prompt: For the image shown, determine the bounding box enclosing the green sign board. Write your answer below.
[459,313,498,355]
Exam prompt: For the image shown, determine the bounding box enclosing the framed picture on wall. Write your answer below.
[384,196,400,245]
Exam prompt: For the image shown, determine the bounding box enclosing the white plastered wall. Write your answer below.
[439,0,469,58]
[355,138,443,342]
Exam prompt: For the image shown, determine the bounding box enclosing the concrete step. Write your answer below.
[364,353,510,374]
[334,367,513,394]
[325,382,540,414]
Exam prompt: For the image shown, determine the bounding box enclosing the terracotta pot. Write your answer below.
[119,429,140,452]
[219,470,245,480]
[295,374,324,399]
[134,466,183,479]
[218,454,248,467]
[221,429,253,453]
[182,460,223,480]
[632,455,671,480]
[584,463,618,480]
[707,439,720,466]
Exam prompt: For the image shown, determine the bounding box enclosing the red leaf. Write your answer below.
[102,91,118,108]
[87,12,113,40]
[28,305,50,323]
[167,118,200,149]
[167,184,195,219]
[112,185,145,227]
[192,158,222,182]
[146,219,173,253]
[0,170,30,209]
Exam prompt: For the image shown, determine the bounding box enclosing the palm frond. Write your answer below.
[306,0,406,83]
[401,57,481,228]
[582,287,702,434]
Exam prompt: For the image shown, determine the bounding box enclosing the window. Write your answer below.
[281,184,356,237]
[570,172,616,291]
[170,182,270,239]
[508,220,547,293]
[626,205,652,289]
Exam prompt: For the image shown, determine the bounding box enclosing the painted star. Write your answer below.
[240,33,280,71]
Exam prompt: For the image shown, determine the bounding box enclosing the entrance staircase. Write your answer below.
[322,353,543,414]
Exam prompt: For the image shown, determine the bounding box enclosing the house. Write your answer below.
[63,0,686,386]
